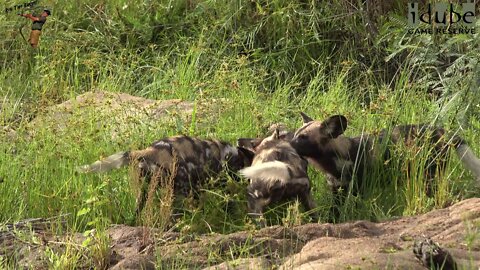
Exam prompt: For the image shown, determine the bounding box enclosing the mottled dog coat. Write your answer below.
[238,129,317,225]
[290,113,480,218]
[78,135,253,216]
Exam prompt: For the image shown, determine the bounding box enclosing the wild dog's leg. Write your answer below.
[134,157,152,220]
[299,189,318,222]
[290,177,318,221]
[133,155,155,219]
[425,161,437,197]
[424,148,448,197]
[134,159,165,219]
[330,188,341,223]
[329,185,348,223]
[135,189,147,218]
[135,174,151,218]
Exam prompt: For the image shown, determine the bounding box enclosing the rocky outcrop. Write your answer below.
[26,91,193,141]
[2,198,480,269]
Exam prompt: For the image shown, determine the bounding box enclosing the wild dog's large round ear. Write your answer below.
[237,146,256,163]
[300,112,314,124]
[237,138,263,151]
[278,131,293,141]
[272,128,280,140]
[322,115,348,138]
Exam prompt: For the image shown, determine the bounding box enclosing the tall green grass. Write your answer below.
[0,0,479,266]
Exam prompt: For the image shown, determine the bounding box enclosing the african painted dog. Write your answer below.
[237,123,294,152]
[78,135,253,217]
[238,129,317,226]
[290,112,480,219]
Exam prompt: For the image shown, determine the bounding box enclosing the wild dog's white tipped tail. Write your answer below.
[456,144,480,182]
[239,161,291,184]
[77,152,129,173]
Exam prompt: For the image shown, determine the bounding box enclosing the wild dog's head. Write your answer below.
[252,128,282,152]
[290,112,348,158]
[246,176,285,218]
[238,129,294,220]
[237,127,285,166]
[217,143,255,172]
[237,124,291,153]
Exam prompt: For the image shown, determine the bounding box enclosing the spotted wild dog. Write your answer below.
[290,112,480,219]
[237,123,294,152]
[77,135,254,217]
[238,128,317,226]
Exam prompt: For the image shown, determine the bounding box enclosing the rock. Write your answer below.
[26,91,194,142]
[0,96,21,141]
[3,198,480,269]
[202,257,272,270]
[278,198,480,269]
[109,254,155,270]
[108,225,155,262]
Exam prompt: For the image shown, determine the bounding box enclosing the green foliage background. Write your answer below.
[0,0,479,236]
